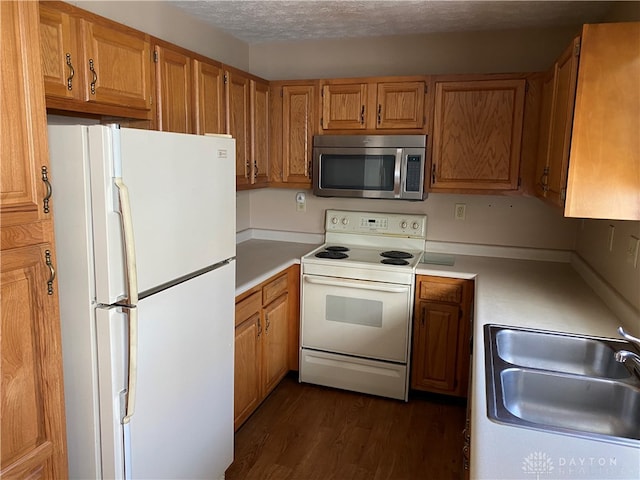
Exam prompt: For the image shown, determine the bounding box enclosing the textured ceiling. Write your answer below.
[168,0,618,44]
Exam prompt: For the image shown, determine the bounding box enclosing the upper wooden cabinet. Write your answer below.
[565,23,640,220]
[194,59,226,136]
[319,77,428,132]
[534,36,580,208]
[251,79,270,186]
[226,68,270,189]
[269,81,318,187]
[39,1,152,118]
[154,44,192,133]
[154,40,227,136]
[227,69,252,187]
[431,77,526,191]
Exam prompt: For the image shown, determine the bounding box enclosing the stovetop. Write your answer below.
[305,243,424,270]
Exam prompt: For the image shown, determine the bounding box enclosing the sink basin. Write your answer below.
[499,368,640,442]
[495,328,631,379]
[485,325,640,447]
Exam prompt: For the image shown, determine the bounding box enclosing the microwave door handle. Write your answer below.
[393,149,402,198]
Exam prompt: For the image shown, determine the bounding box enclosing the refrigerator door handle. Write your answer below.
[121,307,138,424]
[115,177,139,423]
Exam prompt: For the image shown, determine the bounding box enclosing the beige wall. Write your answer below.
[243,189,579,250]
[575,220,640,311]
[249,26,579,80]
[71,1,250,70]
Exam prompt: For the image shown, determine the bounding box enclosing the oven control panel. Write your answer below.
[325,209,426,238]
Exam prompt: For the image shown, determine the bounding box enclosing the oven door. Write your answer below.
[301,274,412,363]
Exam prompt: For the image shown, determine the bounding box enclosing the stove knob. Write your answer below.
[341,217,349,225]
[400,220,408,229]
[330,216,339,225]
[412,221,421,230]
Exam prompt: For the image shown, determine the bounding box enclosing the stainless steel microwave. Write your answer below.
[312,135,427,200]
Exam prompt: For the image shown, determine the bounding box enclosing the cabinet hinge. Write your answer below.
[224,74,228,84]
[574,41,581,57]
[153,50,158,63]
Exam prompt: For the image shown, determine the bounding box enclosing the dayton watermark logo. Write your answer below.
[523,451,554,479]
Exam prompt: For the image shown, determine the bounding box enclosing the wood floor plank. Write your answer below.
[226,376,466,480]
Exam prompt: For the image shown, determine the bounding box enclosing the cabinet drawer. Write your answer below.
[418,278,463,303]
[235,291,261,327]
[263,273,288,305]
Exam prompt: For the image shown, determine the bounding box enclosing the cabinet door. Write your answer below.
[411,301,461,393]
[39,4,80,100]
[251,80,270,186]
[534,70,556,198]
[262,294,289,395]
[226,71,251,186]
[321,83,367,130]
[155,45,192,133]
[546,38,580,207]
[1,244,67,479]
[432,79,525,190]
[193,59,225,135]
[282,84,315,184]
[565,23,640,220]
[376,81,425,129]
[234,313,261,431]
[81,19,151,110]
[1,0,51,228]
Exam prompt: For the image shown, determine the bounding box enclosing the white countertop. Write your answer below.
[235,239,319,295]
[236,240,640,478]
[417,255,640,480]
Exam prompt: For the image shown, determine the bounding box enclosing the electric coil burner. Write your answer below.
[300,209,427,401]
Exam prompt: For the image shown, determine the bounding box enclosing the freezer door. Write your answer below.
[87,125,236,303]
[126,263,234,479]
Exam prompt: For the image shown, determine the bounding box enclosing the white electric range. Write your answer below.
[300,209,427,401]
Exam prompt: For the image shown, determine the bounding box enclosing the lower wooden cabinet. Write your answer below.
[411,275,473,397]
[234,265,299,430]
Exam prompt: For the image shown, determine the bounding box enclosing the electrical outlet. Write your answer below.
[626,236,639,267]
[295,192,306,212]
[455,203,466,221]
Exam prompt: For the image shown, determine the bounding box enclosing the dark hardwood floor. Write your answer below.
[226,375,467,480]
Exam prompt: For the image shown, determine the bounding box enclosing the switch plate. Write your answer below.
[455,204,466,221]
[626,236,639,267]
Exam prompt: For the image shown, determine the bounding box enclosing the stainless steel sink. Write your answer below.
[485,325,640,447]
[495,327,632,379]
[499,368,640,441]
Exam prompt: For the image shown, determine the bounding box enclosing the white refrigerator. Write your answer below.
[48,124,235,479]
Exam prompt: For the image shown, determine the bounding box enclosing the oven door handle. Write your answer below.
[305,276,410,293]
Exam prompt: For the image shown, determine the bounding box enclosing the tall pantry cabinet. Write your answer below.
[1,1,68,478]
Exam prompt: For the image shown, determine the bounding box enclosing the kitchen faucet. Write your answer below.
[615,327,640,379]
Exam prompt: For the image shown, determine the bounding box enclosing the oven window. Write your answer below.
[320,154,395,190]
[326,295,383,328]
